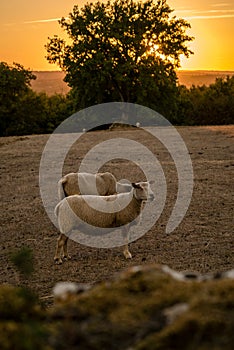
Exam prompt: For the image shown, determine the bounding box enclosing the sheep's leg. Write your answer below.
[62,236,71,260]
[122,226,132,259]
[54,234,67,264]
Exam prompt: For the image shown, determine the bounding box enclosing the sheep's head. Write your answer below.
[132,181,154,202]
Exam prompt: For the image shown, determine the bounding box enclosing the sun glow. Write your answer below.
[146,43,168,62]
[167,0,234,70]
[0,0,233,71]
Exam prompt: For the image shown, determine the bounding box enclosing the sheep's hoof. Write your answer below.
[124,251,132,259]
[62,255,71,261]
[54,257,63,265]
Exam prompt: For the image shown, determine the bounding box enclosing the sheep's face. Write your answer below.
[132,181,154,202]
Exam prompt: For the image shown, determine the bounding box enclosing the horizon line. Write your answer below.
[32,69,234,72]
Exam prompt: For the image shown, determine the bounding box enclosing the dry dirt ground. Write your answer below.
[0,125,233,302]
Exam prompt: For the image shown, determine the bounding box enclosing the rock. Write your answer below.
[53,281,92,302]
[164,303,189,325]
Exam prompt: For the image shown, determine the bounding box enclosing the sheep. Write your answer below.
[58,172,117,200]
[58,172,134,201]
[54,181,154,264]
[116,181,133,193]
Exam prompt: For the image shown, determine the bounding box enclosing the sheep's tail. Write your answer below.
[54,201,62,217]
[58,177,67,201]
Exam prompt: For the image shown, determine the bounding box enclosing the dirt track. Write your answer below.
[0,126,233,301]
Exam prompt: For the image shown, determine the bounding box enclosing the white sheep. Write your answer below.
[116,181,133,193]
[58,172,117,200]
[54,181,154,264]
[58,172,134,201]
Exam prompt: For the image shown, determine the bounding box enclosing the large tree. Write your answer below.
[46,0,193,116]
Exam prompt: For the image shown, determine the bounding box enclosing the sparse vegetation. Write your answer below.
[0,266,233,350]
[10,246,34,278]
[0,285,48,350]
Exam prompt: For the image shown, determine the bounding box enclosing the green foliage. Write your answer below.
[46,0,193,117]
[0,62,72,136]
[0,62,35,98]
[10,246,34,278]
[0,285,39,320]
[177,76,234,125]
[0,62,35,136]
[0,285,49,350]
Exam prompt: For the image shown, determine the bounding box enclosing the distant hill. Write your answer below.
[31,71,70,96]
[31,70,234,95]
[177,70,234,88]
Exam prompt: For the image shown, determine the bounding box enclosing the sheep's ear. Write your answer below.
[132,182,141,189]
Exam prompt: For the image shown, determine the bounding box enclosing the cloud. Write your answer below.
[175,8,234,20]
[184,14,234,20]
[23,18,65,24]
[2,17,69,27]
[209,9,234,12]
[211,3,230,7]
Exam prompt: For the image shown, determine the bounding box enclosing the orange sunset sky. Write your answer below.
[0,0,234,71]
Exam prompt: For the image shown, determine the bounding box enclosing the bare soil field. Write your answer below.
[0,126,233,301]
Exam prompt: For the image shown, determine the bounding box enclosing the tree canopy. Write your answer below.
[0,62,35,136]
[0,62,71,136]
[46,0,193,116]
[0,61,35,103]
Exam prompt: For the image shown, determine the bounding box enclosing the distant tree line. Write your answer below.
[0,62,73,136]
[0,61,233,136]
[177,76,234,125]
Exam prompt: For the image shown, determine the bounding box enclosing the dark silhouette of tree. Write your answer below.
[46,0,193,117]
[0,62,72,136]
[0,62,36,135]
[177,76,234,125]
